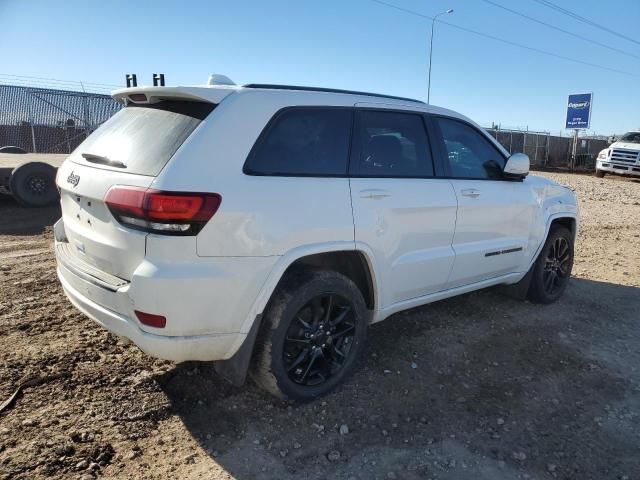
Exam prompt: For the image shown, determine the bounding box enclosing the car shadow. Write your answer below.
[155,277,640,479]
[0,194,60,236]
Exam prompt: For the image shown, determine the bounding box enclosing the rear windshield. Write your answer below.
[72,100,215,176]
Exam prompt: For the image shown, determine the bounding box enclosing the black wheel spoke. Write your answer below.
[310,297,323,325]
[330,306,351,327]
[285,336,311,344]
[287,348,310,373]
[332,324,354,339]
[300,350,320,383]
[544,272,554,291]
[557,240,568,259]
[324,294,333,323]
[296,315,312,330]
[558,262,569,276]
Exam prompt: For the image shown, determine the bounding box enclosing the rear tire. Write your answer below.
[528,225,574,304]
[595,169,605,178]
[251,269,368,401]
[10,162,58,207]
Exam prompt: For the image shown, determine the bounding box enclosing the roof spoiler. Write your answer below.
[112,85,237,105]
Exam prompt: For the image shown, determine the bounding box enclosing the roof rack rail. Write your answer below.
[242,84,425,104]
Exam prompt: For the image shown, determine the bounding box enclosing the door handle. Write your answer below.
[460,188,480,198]
[359,189,390,200]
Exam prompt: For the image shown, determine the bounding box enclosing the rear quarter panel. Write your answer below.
[152,90,356,257]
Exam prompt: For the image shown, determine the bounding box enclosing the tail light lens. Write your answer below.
[104,186,221,235]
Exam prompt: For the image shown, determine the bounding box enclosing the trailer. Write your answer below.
[0,152,66,207]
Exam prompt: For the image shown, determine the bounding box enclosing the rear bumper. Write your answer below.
[597,160,640,176]
[54,215,278,362]
[57,263,245,362]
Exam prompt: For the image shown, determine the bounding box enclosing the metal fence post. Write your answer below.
[570,129,578,171]
[26,88,37,153]
[545,132,549,167]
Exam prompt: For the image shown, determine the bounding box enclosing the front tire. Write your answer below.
[595,169,605,178]
[528,225,574,304]
[251,269,368,401]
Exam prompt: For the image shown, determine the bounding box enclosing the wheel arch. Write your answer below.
[505,211,578,298]
[550,216,577,241]
[239,243,379,335]
[279,250,376,311]
[216,244,378,387]
[526,212,578,273]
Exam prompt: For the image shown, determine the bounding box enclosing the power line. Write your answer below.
[0,73,120,88]
[0,77,113,94]
[531,0,640,47]
[480,0,640,60]
[369,0,640,78]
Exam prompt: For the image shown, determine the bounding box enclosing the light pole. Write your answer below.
[427,8,453,105]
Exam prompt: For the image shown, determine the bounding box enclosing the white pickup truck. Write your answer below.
[596,131,640,178]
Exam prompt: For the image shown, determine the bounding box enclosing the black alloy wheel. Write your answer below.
[528,225,574,304]
[251,269,368,401]
[283,293,356,386]
[542,236,571,296]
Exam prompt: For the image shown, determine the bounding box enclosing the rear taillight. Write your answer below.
[104,186,221,235]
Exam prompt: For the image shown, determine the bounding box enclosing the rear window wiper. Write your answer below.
[82,152,127,169]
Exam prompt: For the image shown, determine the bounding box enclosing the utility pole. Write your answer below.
[427,9,454,104]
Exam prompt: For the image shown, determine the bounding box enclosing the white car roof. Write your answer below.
[110,82,492,150]
[111,83,467,119]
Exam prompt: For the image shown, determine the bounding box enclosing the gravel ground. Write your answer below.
[0,172,639,480]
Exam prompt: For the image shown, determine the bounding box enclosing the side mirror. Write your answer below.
[504,153,529,178]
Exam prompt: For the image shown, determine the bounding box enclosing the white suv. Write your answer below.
[596,131,640,178]
[54,79,579,400]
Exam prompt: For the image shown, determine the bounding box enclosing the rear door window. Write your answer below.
[350,110,434,177]
[72,100,214,176]
[244,108,352,176]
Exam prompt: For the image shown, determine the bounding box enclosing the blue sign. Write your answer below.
[565,93,593,129]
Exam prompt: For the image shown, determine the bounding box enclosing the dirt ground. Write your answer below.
[1,171,639,480]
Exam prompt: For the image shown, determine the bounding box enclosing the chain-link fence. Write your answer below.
[485,127,610,171]
[0,84,121,154]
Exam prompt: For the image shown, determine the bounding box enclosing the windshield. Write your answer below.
[618,132,640,144]
[72,100,215,176]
